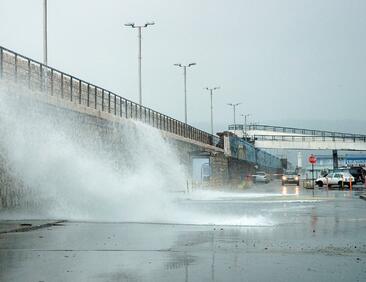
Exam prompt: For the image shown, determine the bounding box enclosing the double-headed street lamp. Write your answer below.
[227,103,241,130]
[124,22,155,105]
[174,63,196,124]
[205,87,220,135]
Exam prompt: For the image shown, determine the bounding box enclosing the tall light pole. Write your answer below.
[205,87,220,135]
[43,0,48,65]
[227,103,241,130]
[241,113,251,136]
[174,63,196,124]
[124,22,155,105]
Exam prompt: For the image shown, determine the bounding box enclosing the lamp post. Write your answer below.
[43,0,48,65]
[241,113,250,136]
[204,87,220,135]
[227,103,241,131]
[174,63,196,124]
[124,22,155,105]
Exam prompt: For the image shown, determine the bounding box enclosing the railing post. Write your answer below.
[95,87,97,109]
[125,100,128,118]
[87,84,90,106]
[102,90,104,111]
[40,64,43,91]
[50,69,53,95]
[70,77,73,101]
[61,73,64,98]
[108,92,111,113]
[14,54,18,82]
[120,97,122,117]
[114,95,116,115]
[27,60,31,89]
[78,80,82,104]
[0,47,3,79]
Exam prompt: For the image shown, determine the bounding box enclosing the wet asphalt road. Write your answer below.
[0,183,366,282]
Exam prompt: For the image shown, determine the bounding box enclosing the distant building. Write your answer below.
[303,154,366,179]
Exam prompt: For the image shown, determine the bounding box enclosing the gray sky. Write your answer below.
[1,0,365,134]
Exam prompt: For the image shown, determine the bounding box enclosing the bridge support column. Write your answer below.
[332,150,338,169]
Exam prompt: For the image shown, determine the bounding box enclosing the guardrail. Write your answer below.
[253,135,366,142]
[228,124,366,139]
[0,46,222,148]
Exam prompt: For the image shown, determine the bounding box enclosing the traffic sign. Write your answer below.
[308,154,317,164]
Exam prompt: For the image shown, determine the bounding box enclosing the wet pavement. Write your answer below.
[0,183,366,282]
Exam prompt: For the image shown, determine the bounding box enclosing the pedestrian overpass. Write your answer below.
[228,124,366,151]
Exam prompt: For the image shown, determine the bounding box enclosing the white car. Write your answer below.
[252,172,270,183]
[316,172,355,188]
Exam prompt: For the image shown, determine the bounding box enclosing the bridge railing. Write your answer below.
[0,46,222,148]
[243,124,366,139]
[229,124,366,139]
[253,135,366,143]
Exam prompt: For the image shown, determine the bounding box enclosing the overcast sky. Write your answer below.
[0,0,365,134]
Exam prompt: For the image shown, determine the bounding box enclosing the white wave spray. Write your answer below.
[0,82,271,226]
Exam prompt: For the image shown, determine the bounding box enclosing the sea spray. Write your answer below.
[0,81,272,226]
[0,82,186,221]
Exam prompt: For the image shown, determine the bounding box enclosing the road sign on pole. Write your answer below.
[308,154,317,195]
[308,154,317,164]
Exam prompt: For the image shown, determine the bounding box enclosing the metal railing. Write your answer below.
[253,135,366,143]
[228,124,366,139]
[0,46,222,148]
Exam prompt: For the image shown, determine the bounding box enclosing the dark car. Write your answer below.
[335,166,365,184]
[282,172,300,186]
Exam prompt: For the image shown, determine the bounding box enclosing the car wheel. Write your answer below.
[317,181,323,187]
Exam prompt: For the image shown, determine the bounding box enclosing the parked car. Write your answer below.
[252,171,270,183]
[316,172,355,188]
[282,172,300,186]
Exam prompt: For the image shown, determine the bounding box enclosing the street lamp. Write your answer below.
[43,0,48,65]
[174,63,196,124]
[227,103,241,130]
[241,113,251,136]
[124,22,155,105]
[204,87,220,135]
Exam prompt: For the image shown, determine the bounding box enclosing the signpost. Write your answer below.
[308,154,317,196]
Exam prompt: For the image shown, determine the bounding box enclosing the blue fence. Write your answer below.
[229,136,283,170]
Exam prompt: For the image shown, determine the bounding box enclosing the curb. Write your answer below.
[0,220,66,234]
